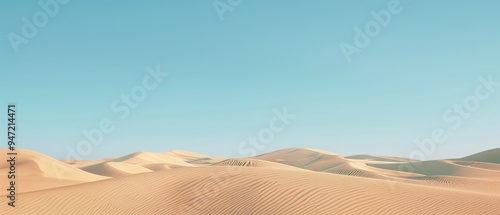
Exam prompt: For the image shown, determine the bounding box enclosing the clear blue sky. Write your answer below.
[1,0,499,160]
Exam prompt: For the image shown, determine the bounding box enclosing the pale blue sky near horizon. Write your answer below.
[1,0,500,160]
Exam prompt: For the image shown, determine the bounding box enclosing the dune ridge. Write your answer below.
[2,147,499,214]
[1,166,499,214]
[458,148,500,164]
[0,149,108,193]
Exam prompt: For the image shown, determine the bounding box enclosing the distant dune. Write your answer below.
[77,151,196,177]
[1,147,499,214]
[458,148,500,164]
[212,158,306,171]
[367,160,500,179]
[81,162,153,177]
[109,151,195,167]
[255,148,349,170]
[346,154,419,162]
[255,148,420,179]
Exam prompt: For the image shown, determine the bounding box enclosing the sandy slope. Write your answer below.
[255,148,421,179]
[212,158,307,171]
[255,148,350,169]
[75,150,226,177]
[453,160,500,171]
[110,151,195,167]
[458,148,500,164]
[162,150,226,166]
[0,149,108,193]
[81,162,153,177]
[367,160,500,179]
[62,158,113,168]
[2,147,500,214]
[346,154,418,162]
[76,151,196,177]
[255,148,500,194]
[1,166,499,214]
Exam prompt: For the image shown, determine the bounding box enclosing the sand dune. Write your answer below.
[77,151,196,176]
[186,157,226,166]
[255,148,349,170]
[110,151,194,166]
[367,160,500,179]
[458,148,500,164]
[402,175,500,194]
[62,158,113,168]
[163,150,207,160]
[255,148,500,195]
[81,162,153,177]
[164,150,226,166]
[139,163,176,171]
[0,149,108,193]
[255,148,420,179]
[346,154,418,162]
[212,158,307,171]
[452,160,500,171]
[2,147,500,214]
[2,166,499,214]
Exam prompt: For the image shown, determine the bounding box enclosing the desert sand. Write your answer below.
[1,148,500,214]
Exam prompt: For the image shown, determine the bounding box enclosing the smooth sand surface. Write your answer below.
[81,162,153,177]
[1,147,499,214]
[77,151,198,177]
[62,158,113,168]
[458,148,500,164]
[346,154,419,162]
[212,158,308,171]
[0,149,108,193]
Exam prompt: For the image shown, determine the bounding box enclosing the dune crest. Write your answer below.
[458,148,500,164]
[2,147,499,213]
[2,166,499,214]
[81,162,153,177]
[0,149,108,193]
[76,151,196,177]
